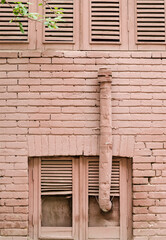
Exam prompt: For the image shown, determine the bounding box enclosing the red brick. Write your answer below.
[18,78,40,85]
[0,65,17,71]
[42,51,63,57]
[133,214,156,221]
[149,206,166,213]
[41,64,62,71]
[30,58,51,63]
[133,237,148,240]
[19,51,41,58]
[7,58,29,64]
[14,207,28,214]
[7,72,29,78]
[0,59,6,63]
[0,221,28,229]
[5,199,28,206]
[18,64,40,71]
[149,192,166,199]
[133,178,149,185]
[0,191,28,199]
[63,65,85,71]
[52,57,73,64]
[0,207,13,213]
[87,51,109,58]
[74,58,95,64]
[8,86,29,92]
[30,86,52,92]
[133,192,148,199]
[29,128,51,134]
[0,79,17,85]
[150,237,166,240]
[29,71,52,78]
[0,72,7,78]
[133,163,152,170]
[133,185,156,192]
[0,52,18,58]
[1,228,27,236]
[133,207,148,214]
[133,229,156,236]
[64,51,86,58]
[133,199,156,207]
[131,52,152,58]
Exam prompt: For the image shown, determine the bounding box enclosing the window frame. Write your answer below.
[36,0,80,50]
[0,0,36,50]
[29,157,79,240]
[81,0,128,50]
[29,156,132,240]
[128,0,166,50]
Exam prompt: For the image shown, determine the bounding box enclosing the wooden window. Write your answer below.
[41,159,72,228]
[37,0,80,50]
[90,0,121,44]
[29,156,132,240]
[128,0,166,50]
[87,157,132,240]
[29,157,79,239]
[0,1,28,42]
[88,158,120,238]
[136,0,166,44]
[44,0,74,43]
[37,0,128,50]
[0,0,36,50]
[81,0,128,50]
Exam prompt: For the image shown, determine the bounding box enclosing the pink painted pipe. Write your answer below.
[98,68,112,212]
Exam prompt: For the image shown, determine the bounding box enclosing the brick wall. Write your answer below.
[0,50,166,240]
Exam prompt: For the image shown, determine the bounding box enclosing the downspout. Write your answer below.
[98,68,112,212]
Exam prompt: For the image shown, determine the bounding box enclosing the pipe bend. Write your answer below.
[99,198,112,212]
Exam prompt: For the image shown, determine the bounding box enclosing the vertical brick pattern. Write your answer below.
[0,50,166,239]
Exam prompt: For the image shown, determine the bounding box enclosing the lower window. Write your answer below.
[29,156,132,240]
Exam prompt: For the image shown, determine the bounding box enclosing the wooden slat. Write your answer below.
[136,0,166,43]
[44,0,74,43]
[88,159,120,196]
[41,159,72,195]
[0,1,28,42]
[90,0,120,43]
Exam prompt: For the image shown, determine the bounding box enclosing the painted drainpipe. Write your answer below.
[98,68,112,212]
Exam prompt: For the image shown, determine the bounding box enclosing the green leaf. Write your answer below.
[1,0,6,4]
[38,3,43,6]
[19,22,24,33]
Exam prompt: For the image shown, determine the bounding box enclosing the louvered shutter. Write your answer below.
[136,0,166,43]
[44,0,74,43]
[88,159,120,197]
[90,0,120,43]
[41,159,72,195]
[0,1,28,42]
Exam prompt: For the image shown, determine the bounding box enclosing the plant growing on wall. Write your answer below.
[0,0,63,33]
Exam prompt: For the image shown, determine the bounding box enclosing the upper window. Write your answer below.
[0,0,36,50]
[1,0,166,50]
[136,0,166,44]
[129,0,166,50]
